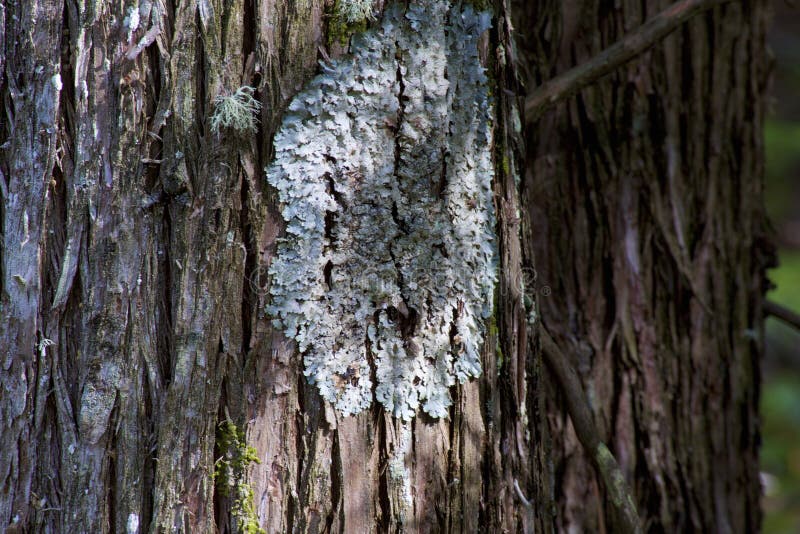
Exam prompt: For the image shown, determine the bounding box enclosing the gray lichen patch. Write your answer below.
[267,0,496,420]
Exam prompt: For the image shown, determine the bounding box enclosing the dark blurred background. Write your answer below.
[762,2,800,532]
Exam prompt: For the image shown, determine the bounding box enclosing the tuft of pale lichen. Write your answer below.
[210,86,261,135]
[337,0,374,23]
[267,0,496,421]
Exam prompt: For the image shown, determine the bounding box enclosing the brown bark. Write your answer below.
[0,0,768,533]
[517,0,771,531]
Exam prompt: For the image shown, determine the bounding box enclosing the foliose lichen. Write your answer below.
[267,0,496,421]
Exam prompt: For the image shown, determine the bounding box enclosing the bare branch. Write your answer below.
[540,326,642,534]
[524,0,728,123]
[765,300,800,332]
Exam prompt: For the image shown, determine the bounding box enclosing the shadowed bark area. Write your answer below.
[0,0,767,532]
[517,0,771,531]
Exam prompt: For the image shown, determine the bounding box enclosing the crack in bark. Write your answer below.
[386,39,419,344]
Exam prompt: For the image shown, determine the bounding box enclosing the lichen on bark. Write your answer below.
[266,0,496,420]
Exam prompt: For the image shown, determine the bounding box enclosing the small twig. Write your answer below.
[540,327,642,534]
[524,0,728,123]
[765,300,800,332]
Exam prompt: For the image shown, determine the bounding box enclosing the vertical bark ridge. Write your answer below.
[1,0,65,528]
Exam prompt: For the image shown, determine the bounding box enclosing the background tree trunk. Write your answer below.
[0,0,768,533]
[518,1,771,531]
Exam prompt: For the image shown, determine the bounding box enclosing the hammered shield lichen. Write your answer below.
[266,0,496,421]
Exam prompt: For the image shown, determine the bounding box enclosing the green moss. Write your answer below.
[328,0,370,47]
[487,313,503,370]
[214,420,264,534]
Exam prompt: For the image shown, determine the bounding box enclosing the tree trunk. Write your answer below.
[518,1,771,531]
[0,1,768,533]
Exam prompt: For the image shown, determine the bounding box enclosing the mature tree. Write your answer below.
[0,0,770,532]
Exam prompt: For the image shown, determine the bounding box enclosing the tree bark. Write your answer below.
[0,0,768,533]
[517,0,771,531]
